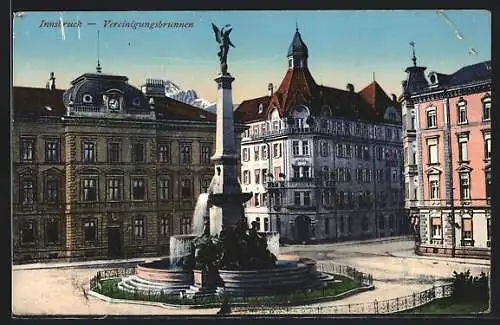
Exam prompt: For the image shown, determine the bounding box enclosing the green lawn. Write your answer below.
[93,274,363,306]
[402,297,489,314]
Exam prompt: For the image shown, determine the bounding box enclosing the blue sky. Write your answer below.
[13,10,491,103]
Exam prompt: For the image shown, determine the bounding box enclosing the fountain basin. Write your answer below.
[217,259,333,297]
[209,192,253,206]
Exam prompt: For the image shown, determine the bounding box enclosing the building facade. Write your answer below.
[12,72,244,263]
[401,53,491,259]
[234,28,407,244]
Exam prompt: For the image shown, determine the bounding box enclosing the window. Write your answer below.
[108,142,120,162]
[180,143,191,164]
[45,140,59,162]
[411,114,416,129]
[46,179,58,202]
[201,144,212,165]
[255,218,261,231]
[21,220,35,244]
[82,178,97,201]
[254,193,260,206]
[487,218,491,242]
[339,216,345,233]
[483,97,491,121]
[294,192,301,205]
[347,216,353,233]
[83,142,95,162]
[261,145,268,160]
[431,217,442,237]
[323,190,331,206]
[461,218,473,241]
[243,170,250,184]
[131,178,146,200]
[273,143,282,158]
[486,169,491,200]
[302,141,309,155]
[346,144,352,158]
[302,166,310,179]
[21,138,35,162]
[325,218,330,235]
[201,178,210,193]
[82,93,93,103]
[392,170,398,183]
[180,179,192,200]
[158,144,171,163]
[160,217,170,237]
[427,138,438,164]
[356,215,366,232]
[292,141,300,156]
[426,109,437,128]
[379,216,385,230]
[254,170,260,184]
[264,218,269,232]
[484,133,491,160]
[21,179,34,205]
[254,146,260,160]
[134,218,145,239]
[429,175,440,200]
[46,219,59,244]
[389,215,394,229]
[457,99,468,124]
[276,216,281,233]
[242,148,250,161]
[132,142,146,163]
[458,134,469,162]
[293,166,300,179]
[376,147,383,160]
[320,142,328,157]
[459,173,470,200]
[83,219,97,242]
[272,121,280,131]
[261,168,268,184]
[158,178,170,200]
[303,192,311,206]
[274,167,281,180]
[107,178,121,201]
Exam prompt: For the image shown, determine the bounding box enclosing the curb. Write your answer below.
[88,281,374,310]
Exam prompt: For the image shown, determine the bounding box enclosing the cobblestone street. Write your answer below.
[12,238,490,316]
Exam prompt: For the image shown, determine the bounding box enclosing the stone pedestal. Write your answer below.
[208,73,252,236]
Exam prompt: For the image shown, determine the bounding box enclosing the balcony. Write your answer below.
[287,204,317,211]
[290,177,315,183]
[460,239,475,247]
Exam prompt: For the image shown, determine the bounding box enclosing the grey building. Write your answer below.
[234,27,407,243]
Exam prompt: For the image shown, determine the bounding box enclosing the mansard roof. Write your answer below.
[12,85,216,123]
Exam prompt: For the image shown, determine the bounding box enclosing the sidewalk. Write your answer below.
[280,235,414,250]
[388,250,491,267]
[12,255,169,271]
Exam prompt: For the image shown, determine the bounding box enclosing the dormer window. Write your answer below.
[132,97,141,106]
[82,94,93,104]
[258,103,263,114]
[288,57,293,68]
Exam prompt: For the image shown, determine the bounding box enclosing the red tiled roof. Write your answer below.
[358,81,396,114]
[12,86,216,122]
[274,68,317,115]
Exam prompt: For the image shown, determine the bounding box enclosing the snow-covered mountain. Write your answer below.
[163,80,216,112]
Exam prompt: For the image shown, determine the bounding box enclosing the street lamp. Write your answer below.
[447,213,460,258]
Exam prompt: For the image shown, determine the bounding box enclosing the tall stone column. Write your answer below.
[208,73,250,236]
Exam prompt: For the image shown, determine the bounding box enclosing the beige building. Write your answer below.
[12,72,244,263]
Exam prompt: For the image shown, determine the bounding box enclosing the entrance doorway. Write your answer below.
[107,226,122,258]
[295,215,311,244]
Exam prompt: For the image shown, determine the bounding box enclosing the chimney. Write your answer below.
[346,83,354,93]
[48,72,56,90]
[268,83,273,96]
[391,94,397,103]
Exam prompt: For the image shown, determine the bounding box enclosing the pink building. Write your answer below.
[401,51,491,259]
